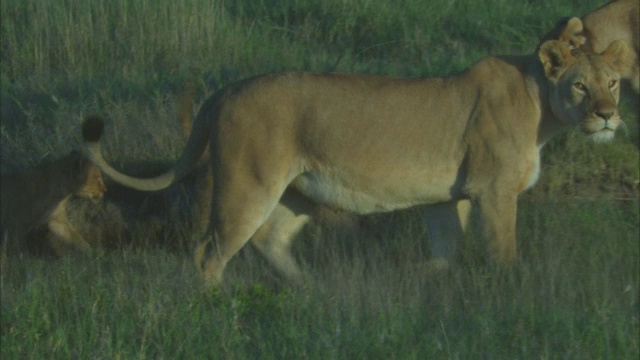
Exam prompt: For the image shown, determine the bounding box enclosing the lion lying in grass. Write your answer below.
[1,151,105,257]
[83,18,630,287]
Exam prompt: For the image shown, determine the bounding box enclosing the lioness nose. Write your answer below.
[595,108,614,120]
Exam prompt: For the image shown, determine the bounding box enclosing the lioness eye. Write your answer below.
[608,80,617,88]
[573,82,586,91]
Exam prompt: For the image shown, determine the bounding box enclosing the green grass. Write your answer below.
[1,0,639,358]
[0,0,582,83]
[1,201,638,358]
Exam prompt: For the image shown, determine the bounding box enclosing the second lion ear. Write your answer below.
[557,17,586,49]
[538,40,575,81]
[600,40,631,76]
[541,17,586,50]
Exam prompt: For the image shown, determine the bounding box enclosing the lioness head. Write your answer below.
[539,34,630,143]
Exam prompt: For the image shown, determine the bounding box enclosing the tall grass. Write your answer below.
[4,0,635,170]
[1,0,605,85]
[1,201,637,358]
[1,0,638,358]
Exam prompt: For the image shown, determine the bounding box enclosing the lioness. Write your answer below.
[545,0,639,112]
[83,18,630,287]
[1,151,106,257]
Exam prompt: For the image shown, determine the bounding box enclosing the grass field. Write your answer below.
[1,200,638,358]
[1,0,639,358]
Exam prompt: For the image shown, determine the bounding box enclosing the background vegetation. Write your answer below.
[1,0,638,358]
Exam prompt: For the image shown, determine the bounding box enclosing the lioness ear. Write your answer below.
[540,17,586,50]
[558,17,586,49]
[538,40,575,80]
[600,40,631,75]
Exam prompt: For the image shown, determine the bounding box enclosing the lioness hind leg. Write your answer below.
[250,190,313,283]
[424,199,471,270]
[196,182,287,287]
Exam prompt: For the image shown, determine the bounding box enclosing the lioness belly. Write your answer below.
[291,171,456,214]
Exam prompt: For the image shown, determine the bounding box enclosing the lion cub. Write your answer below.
[1,150,106,257]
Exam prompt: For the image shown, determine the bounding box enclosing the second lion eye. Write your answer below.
[573,82,586,92]
[608,80,617,88]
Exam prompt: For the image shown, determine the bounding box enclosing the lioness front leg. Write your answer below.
[424,199,472,270]
[476,191,518,264]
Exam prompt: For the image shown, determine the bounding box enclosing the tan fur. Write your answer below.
[178,80,361,279]
[545,0,639,112]
[1,151,106,257]
[84,20,630,287]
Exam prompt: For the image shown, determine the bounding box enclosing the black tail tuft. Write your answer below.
[82,116,105,142]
